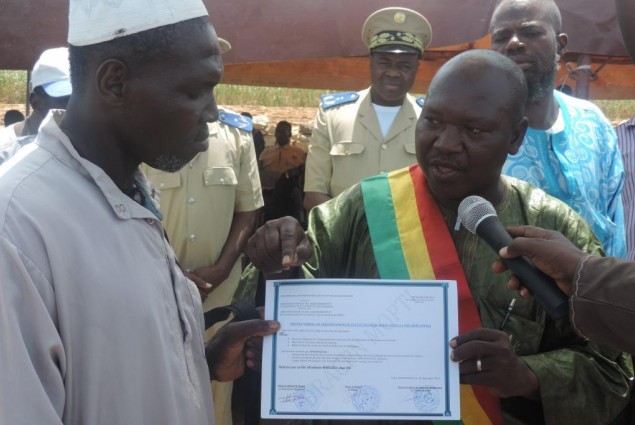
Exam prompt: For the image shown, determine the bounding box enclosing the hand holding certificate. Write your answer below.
[262,279,460,421]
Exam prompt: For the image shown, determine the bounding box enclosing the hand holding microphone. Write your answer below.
[458,196,570,320]
[497,225,589,298]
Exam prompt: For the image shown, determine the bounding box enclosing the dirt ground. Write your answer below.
[1,103,318,128]
[223,105,317,127]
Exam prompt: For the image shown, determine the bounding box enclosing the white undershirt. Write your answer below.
[372,104,401,138]
[545,108,565,134]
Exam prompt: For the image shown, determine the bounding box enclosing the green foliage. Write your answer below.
[0,70,27,104]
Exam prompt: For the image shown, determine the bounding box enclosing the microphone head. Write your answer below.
[458,195,497,234]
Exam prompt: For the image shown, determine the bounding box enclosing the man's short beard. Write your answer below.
[527,52,560,103]
[148,154,189,173]
[527,73,555,103]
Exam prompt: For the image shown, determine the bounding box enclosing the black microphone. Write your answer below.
[457,196,569,320]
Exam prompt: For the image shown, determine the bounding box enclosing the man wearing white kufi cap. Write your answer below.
[0,1,279,425]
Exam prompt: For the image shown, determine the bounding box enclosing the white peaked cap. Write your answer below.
[68,0,209,46]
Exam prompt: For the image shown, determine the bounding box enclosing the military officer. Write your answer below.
[144,38,263,425]
[303,7,431,210]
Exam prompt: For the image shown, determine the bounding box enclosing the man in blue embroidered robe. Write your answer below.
[490,0,626,257]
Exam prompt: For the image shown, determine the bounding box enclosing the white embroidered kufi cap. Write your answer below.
[68,0,209,46]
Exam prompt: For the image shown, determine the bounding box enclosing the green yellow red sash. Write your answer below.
[360,164,503,425]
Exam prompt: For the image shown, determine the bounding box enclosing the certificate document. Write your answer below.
[262,279,459,420]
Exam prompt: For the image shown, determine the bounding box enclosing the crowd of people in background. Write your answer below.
[2,0,635,424]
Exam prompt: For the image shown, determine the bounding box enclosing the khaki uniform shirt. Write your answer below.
[304,88,422,197]
[145,116,263,316]
[145,114,263,425]
[0,111,214,425]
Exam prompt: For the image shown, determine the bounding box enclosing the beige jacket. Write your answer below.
[572,255,635,354]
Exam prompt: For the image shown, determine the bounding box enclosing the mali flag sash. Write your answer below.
[360,164,503,425]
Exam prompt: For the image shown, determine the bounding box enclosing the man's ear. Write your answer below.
[29,91,44,115]
[556,32,568,56]
[96,59,129,106]
[509,116,528,155]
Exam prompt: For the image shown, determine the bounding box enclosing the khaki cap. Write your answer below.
[361,7,432,55]
[218,37,232,54]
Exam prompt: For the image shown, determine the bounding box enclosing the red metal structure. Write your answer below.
[1,0,633,98]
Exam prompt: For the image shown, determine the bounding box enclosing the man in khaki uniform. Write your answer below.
[303,7,431,210]
[144,37,263,425]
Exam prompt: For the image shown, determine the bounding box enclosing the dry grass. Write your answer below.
[0,70,27,104]
[595,100,635,124]
[2,70,633,123]
[215,85,332,108]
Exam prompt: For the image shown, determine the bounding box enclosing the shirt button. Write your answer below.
[145,218,155,225]
[115,204,126,213]
[189,161,195,169]
[220,177,226,184]
[189,234,197,242]
[381,144,388,150]
[188,197,197,205]
[159,182,165,189]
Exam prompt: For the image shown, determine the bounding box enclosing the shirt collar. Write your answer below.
[37,110,160,220]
